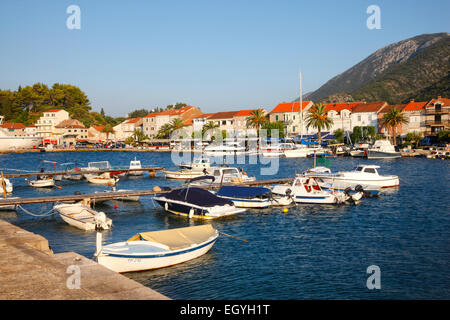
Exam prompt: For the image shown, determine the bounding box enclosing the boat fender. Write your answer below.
[164,202,168,211]
[189,208,194,219]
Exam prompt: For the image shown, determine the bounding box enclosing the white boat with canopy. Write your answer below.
[128,157,143,176]
[163,157,213,180]
[95,224,219,273]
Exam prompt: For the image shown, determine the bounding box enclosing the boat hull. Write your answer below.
[163,170,206,180]
[0,136,41,151]
[319,176,399,188]
[29,179,55,188]
[217,196,270,208]
[366,151,401,159]
[98,237,217,273]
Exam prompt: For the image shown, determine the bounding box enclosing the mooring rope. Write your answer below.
[17,203,59,217]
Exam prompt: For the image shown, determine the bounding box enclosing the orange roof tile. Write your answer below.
[92,125,105,131]
[403,100,427,111]
[45,109,63,113]
[270,101,312,113]
[379,104,406,113]
[233,109,266,117]
[1,122,25,129]
[323,102,363,113]
[207,111,240,120]
[193,113,214,119]
[352,102,387,113]
[125,117,141,123]
[426,97,450,107]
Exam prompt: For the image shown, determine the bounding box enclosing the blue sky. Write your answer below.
[0,0,449,116]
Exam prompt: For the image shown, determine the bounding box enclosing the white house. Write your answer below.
[35,109,69,139]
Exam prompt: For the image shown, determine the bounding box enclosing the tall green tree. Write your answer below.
[246,109,268,140]
[382,109,409,146]
[305,103,334,143]
[102,124,115,141]
[202,121,220,138]
[156,123,172,139]
[261,121,285,138]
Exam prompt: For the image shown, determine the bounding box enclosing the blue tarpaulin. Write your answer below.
[217,186,272,199]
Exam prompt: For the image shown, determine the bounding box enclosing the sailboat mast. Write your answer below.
[299,71,303,140]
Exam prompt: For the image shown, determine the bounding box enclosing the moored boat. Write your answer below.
[87,172,119,185]
[216,185,272,208]
[128,157,143,176]
[54,200,112,231]
[29,176,55,188]
[95,224,219,273]
[366,140,401,159]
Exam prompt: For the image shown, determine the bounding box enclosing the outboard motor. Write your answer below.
[344,187,352,196]
[94,211,108,231]
[351,185,364,202]
[354,185,364,193]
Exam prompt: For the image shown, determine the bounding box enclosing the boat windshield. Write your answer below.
[355,166,363,171]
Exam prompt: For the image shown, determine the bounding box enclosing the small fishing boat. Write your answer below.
[153,176,246,219]
[272,176,347,204]
[61,162,83,180]
[163,157,213,180]
[128,157,143,176]
[87,172,119,185]
[94,187,140,204]
[81,161,112,179]
[53,200,112,231]
[215,185,272,208]
[29,176,55,188]
[189,167,255,186]
[95,224,219,273]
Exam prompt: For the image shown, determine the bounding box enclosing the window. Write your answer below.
[364,168,376,174]
[275,115,279,121]
[357,115,361,121]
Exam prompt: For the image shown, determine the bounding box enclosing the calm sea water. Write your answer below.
[0,151,449,299]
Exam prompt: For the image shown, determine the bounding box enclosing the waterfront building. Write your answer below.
[351,102,388,133]
[378,104,407,138]
[323,102,363,133]
[54,119,88,147]
[88,125,108,143]
[401,100,428,135]
[113,117,142,141]
[24,124,38,137]
[142,106,202,138]
[0,122,26,136]
[232,109,267,137]
[424,96,450,138]
[268,101,313,137]
[35,109,69,139]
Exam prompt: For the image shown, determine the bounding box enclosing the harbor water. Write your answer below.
[0,151,449,299]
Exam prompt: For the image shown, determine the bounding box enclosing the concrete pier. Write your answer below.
[0,219,169,300]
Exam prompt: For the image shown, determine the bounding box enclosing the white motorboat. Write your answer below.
[366,140,401,159]
[128,157,143,176]
[95,224,219,273]
[163,157,213,180]
[204,141,246,156]
[81,161,112,178]
[261,143,296,158]
[153,176,246,219]
[87,172,119,185]
[215,185,272,208]
[54,200,112,231]
[305,164,399,189]
[283,144,325,158]
[189,167,255,186]
[0,177,13,194]
[272,176,347,204]
[61,162,83,180]
[29,176,55,188]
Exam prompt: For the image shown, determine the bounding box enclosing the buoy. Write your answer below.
[114,201,117,209]
[283,208,288,213]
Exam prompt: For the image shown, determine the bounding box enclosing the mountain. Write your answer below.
[304,32,450,104]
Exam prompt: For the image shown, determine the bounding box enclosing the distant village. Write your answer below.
[1,96,449,148]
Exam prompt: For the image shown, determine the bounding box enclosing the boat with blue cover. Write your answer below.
[216,185,273,208]
[153,176,246,219]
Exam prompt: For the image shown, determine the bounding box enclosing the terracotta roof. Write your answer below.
[45,109,63,113]
[125,117,141,123]
[324,102,363,113]
[193,113,214,119]
[92,125,105,131]
[207,111,240,120]
[352,102,387,113]
[426,97,450,108]
[144,106,196,118]
[1,122,26,129]
[55,119,86,129]
[234,109,266,117]
[403,100,427,111]
[379,104,406,113]
[270,101,312,113]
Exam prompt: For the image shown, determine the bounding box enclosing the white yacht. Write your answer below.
[204,141,246,156]
[189,167,256,186]
[366,140,401,159]
[283,144,325,158]
[163,157,213,180]
[304,164,399,188]
[261,143,296,158]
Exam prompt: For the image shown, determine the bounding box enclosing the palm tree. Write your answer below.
[202,121,219,139]
[382,109,408,146]
[132,128,148,144]
[156,123,172,139]
[169,118,185,132]
[305,103,333,143]
[246,109,268,140]
[102,124,115,141]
